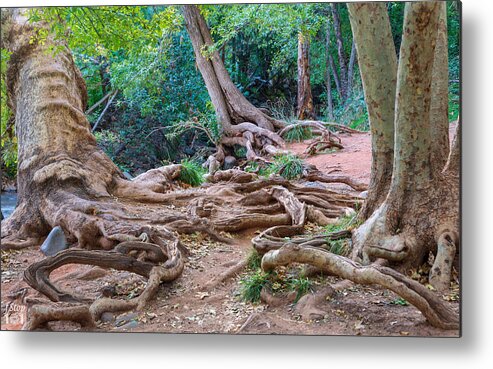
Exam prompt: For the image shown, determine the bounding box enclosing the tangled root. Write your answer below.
[261,244,459,330]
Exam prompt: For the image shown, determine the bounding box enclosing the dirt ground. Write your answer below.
[0,129,460,336]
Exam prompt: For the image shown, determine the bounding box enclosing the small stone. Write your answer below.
[359,190,368,199]
[100,312,114,323]
[223,156,237,170]
[100,285,117,297]
[123,172,133,180]
[116,320,138,330]
[40,226,67,256]
[115,312,138,326]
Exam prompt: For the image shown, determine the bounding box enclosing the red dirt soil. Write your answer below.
[0,126,460,336]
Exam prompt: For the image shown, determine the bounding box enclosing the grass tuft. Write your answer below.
[288,276,313,302]
[239,270,270,303]
[178,159,206,186]
[284,125,313,142]
[271,153,304,180]
[246,249,262,271]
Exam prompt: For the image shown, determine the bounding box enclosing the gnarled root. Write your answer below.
[22,238,184,329]
[262,243,459,329]
[279,120,343,156]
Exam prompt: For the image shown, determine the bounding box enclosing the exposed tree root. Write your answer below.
[429,230,458,292]
[261,244,458,329]
[279,120,344,156]
[23,303,95,331]
[260,287,296,307]
[200,259,248,291]
[9,169,361,329]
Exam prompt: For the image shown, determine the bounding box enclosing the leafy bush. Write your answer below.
[178,159,206,187]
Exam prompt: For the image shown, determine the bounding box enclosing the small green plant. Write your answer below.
[390,297,409,306]
[271,153,304,180]
[234,146,247,159]
[246,249,262,271]
[288,276,313,302]
[327,239,349,256]
[325,213,357,233]
[284,125,313,142]
[178,159,206,187]
[239,270,270,303]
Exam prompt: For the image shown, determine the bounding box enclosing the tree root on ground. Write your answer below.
[6,168,361,330]
[261,243,459,329]
[200,259,248,291]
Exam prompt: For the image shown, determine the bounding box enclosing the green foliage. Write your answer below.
[178,159,206,187]
[10,2,458,181]
[326,239,349,256]
[244,153,304,180]
[240,267,313,304]
[239,270,270,303]
[0,48,16,176]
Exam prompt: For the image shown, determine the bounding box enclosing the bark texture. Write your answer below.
[351,3,459,292]
[430,3,450,172]
[296,32,315,120]
[348,3,397,219]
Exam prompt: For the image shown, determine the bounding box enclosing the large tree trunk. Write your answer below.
[296,32,315,120]
[259,2,459,330]
[352,2,459,293]
[430,4,450,172]
[348,3,397,220]
[182,5,287,171]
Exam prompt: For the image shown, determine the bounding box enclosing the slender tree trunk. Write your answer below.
[331,3,348,99]
[296,32,315,120]
[182,5,286,170]
[348,3,397,220]
[352,3,459,292]
[325,21,334,120]
[329,53,343,101]
[346,40,356,100]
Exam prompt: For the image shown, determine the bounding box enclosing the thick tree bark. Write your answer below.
[430,3,450,172]
[348,3,397,220]
[296,32,315,120]
[182,5,286,170]
[352,3,459,292]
